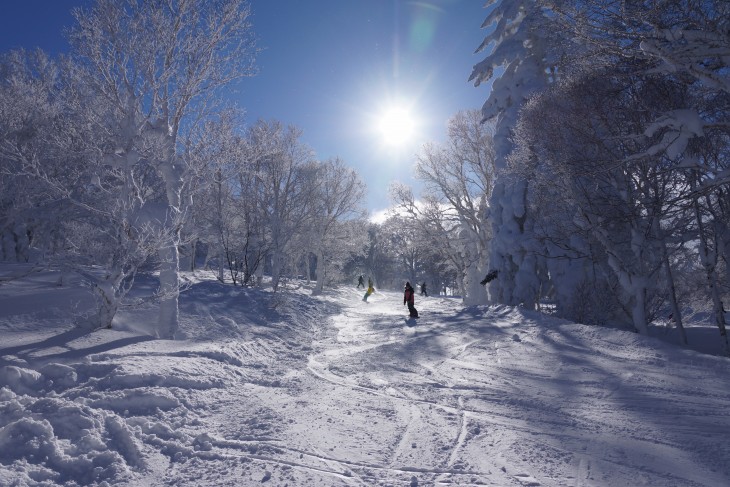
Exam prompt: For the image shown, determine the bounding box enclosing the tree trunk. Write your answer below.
[693,193,729,352]
[93,294,118,330]
[705,260,728,351]
[305,254,313,283]
[458,272,467,303]
[157,242,180,339]
[313,247,325,296]
[217,248,225,282]
[84,268,125,331]
[464,262,488,306]
[152,138,184,338]
[255,259,264,287]
[661,236,687,344]
[91,281,120,330]
[271,250,282,291]
[631,286,649,335]
[189,239,197,272]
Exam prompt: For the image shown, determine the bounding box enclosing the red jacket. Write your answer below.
[404,286,414,305]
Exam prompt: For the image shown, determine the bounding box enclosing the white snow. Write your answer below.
[1,264,729,486]
[644,109,706,160]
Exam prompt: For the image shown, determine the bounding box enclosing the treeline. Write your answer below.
[0,0,475,338]
[0,0,371,337]
[470,0,730,350]
[3,0,727,353]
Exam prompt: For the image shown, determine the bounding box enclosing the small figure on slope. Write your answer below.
[404,282,419,318]
[363,281,375,302]
[420,282,427,297]
[357,275,364,288]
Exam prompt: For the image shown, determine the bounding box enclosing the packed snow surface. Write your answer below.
[1,265,729,486]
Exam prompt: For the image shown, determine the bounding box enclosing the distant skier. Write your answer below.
[404,282,418,318]
[357,275,364,288]
[363,282,375,302]
[420,282,427,297]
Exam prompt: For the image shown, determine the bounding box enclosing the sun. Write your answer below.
[376,104,417,147]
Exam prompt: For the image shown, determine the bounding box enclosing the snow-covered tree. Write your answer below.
[509,57,727,339]
[389,215,424,286]
[309,157,366,295]
[0,50,71,263]
[546,0,729,89]
[506,0,730,345]
[306,218,367,291]
[67,0,257,338]
[413,109,496,305]
[389,185,468,297]
[545,0,730,178]
[0,48,170,330]
[361,222,397,289]
[244,120,316,291]
[470,0,570,308]
[687,148,729,350]
[188,114,253,285]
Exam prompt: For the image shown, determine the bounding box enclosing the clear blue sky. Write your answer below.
[0,0,490,214]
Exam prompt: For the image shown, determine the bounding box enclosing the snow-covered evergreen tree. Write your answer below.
[470,0,567,308]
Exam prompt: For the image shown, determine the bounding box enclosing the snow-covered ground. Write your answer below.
[1,264,729,486]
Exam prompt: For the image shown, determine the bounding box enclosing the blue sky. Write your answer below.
[0,0,490,214]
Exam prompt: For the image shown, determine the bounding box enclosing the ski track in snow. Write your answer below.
[1,268,730,486]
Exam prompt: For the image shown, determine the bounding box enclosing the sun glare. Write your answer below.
[377,105,416,147]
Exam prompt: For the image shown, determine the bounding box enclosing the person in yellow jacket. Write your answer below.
[362,282,375,302]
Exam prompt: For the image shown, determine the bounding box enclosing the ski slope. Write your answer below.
[1,265,729,486]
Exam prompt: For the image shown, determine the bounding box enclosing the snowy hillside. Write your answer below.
[1,265,729,486]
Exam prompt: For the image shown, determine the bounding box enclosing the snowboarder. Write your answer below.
[404,282,418,318]
[357,275,364,288]
[363,281,375,302]
[420,282,427,297]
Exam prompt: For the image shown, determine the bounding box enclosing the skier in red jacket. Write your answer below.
[403,282,418,318]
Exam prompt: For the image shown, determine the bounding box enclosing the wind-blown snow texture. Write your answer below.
[1,264,729,486]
